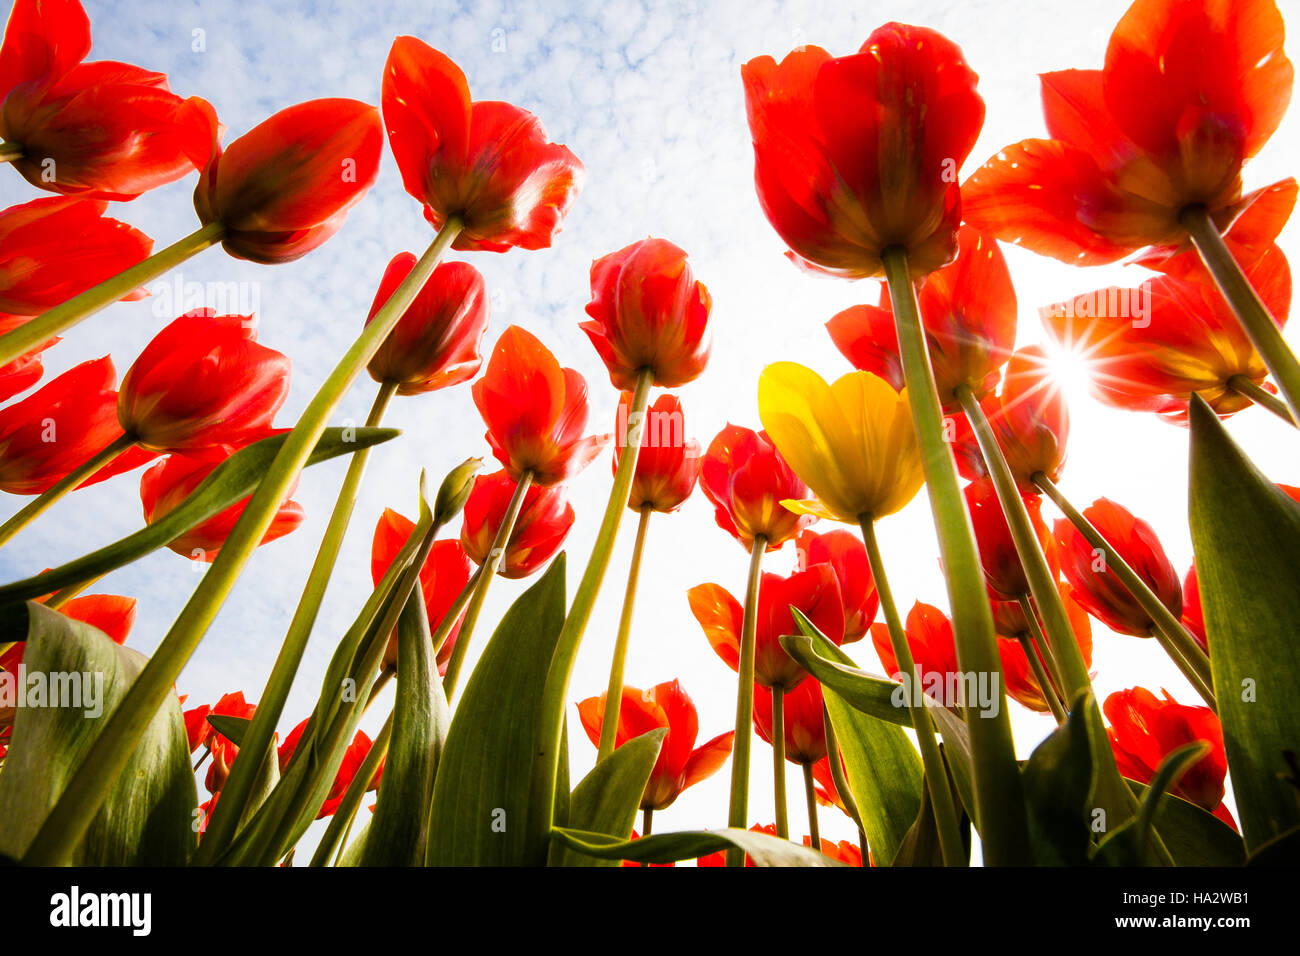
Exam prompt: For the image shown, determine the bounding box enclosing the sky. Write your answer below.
[1,0,1297,863]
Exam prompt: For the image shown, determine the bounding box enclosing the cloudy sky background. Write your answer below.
[2,0,1297,861]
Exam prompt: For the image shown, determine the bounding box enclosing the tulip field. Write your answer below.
[0,0,1298,894]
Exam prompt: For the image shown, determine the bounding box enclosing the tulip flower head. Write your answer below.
[0,0,201,199]
[700,423,811,551]
[743,23,985,279]
[758,362,924,524]
[577,679,734,811]
[0,197,152,314]
[964,476,1054,599]
[1181,564,1208,654]
[795,528,878,643]
[186,691,257,794]
[1105,686,1235,828]
[616,391,701,514]
[872,602,963,707]
[118,311,291,454]
[1054,498,1182,637]
[689,563,844,691]
[964,0,1294,265]
[459,470,573,579]
[753,677,829,764]
[0,314,59,402]
[996,586,1093,714]
[582,238,712,391]
[365,252,489,395]
[180,95,383,264]
[382,37,584,251]
[827,226,1017,408]
[278,720,381,819]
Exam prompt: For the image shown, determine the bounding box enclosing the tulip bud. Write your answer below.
[434,457,483,527]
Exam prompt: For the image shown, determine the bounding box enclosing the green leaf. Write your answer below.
[426,556,567,866]
[893,754,971,867]
[551,827,845,866]
[1189,396,1300,851]
[1021,691,1096,866]
[549,728,666,867]
[361,590,450,866]
[1126,781,1245,867]
[823,686,923,867]
[1094,741,1210,866]
[206,714,251,747]
[0,603,196,864]
[0,427,400,619]
[337,820,370,868]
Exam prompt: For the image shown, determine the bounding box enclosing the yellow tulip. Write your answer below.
[757,362,924,523]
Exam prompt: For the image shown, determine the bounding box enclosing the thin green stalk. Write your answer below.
[524,368,654,865]
[802,760,820,849]
[309,712,393,867]
[771,683,788,840]
[1227,374,1297,427]
[0,142,22,163]
[882,246,1029,866]
[432,569,480,658]
[860,515,965,867]
[21,218,463,866]
[597,504,653,762]
[1033,473,1214,695]
[1017,632,1066,724]
[199,380,397,858]
[45,572,105,610]
[0,222,225,369]
[442,470,533,698]
[642,807,652,837]
[0,433,136,547]
[725,534,765,867]
[1183,205,1300,424]
[1017,593,1068,706]
[821,701,865,838]
[1147,624,1217,711]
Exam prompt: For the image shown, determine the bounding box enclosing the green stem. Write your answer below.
[860,515,966,867]
[1149,625,1217,711]
[45,572,104,610]
[21,218,463,866]
[442,470,533,698]
[642,807,652,837]
[432,569,480,659]
[821,701,866,838]
[1017,632,1066,724]
[597,504,653,762]
[771,683,788,840]
[0,433,136,548]
[198,380,397,860]
[1226,374,1297,427]
[308,711,393,867]
[724,534,765,867]
[1017,593,1068,708]
[882,247,1029,866]
[1033,474,1215,698]
[1182,205,1300,424]
[524,368,655,864]
[0,142,22,163]
[802,760,820,849]
[0,222,225,369]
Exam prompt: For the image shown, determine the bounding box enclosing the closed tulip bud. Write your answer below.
[180,96,382,264]
[795,528,878,643]
[699,423,812,551]
[615,392,701,514]
[366,253,489,395]
[753,678,828,765]
[118,311,291,454]
[872,603,962,707]
[964,477,1054,598]
[459,470,573,579]
[433,457,482,527]
[582,238,712,391]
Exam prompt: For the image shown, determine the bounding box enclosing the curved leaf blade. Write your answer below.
[551,826,845,867]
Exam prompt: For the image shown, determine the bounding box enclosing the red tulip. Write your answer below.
[179,95,382,264]
[140,446,304,561]
[996,586,1093,714]
[278,720,381,819]
[1105,687,1235,829]
[0,0,201,200]
[753,677,828,764]
[1181,564,1208,654]
[0,313,58,402]
[185,691,257,794]
[827,226,1016,408]
[365,252,489,395]
[964,0,1293,265]
[1054,498,1182,637]
[616,392,700,514]
[382,37,584,252]
[689,564,844,691]
[55,593,137,645]
[370,508,474,673]
[742,24,984,279]
[872,602,963,707]
[0,197,151,314]
[795,528,877,643]
[576,679,734,811]
[471,325,609,486]
[459,470,573,579]
[1040,243,1291,424]
[955,346,1069,487]
[0,356,154,495]
[699,424,812,552]
[582,238,712,390]
[964,477,1054,599]
[118,311,291,454]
